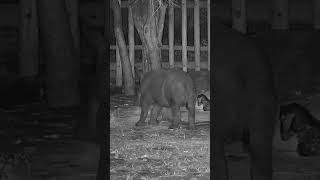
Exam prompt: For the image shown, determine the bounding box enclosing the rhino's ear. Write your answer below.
[291,114,306,132]
[281,113,295,128]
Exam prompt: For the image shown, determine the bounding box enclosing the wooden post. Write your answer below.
[194,0,200,71]
[313,0,320,30]
[207,0,210,71]
[169,5,174,69]
[65,0,80,54]
[232,0,247,34]
[182,0,187,72]
[104,0,109,38]
[19,0,39,77]
[128,6,135,78]
[109,0,122,87]
[116,44,122,87]
[272,0,289,30]
[65,0,80,83]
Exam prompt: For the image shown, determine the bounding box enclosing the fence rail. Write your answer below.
[109,45,209,51]
[114,1,209,8]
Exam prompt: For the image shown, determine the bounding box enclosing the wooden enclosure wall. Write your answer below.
[110,0,211,87]
[9,0,320,82]
[216,0,320,31]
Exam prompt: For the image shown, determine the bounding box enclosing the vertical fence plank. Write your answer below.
[19,0,39,76]
[207,0,210,71]
[116,44,122,87]
[194,0,200,71]
[104,0,110,87]
[128,5,135,78]
[272,0,289,30]
[65,0,80,82]
[65,0,80,53]
[313,0,320,29]
[232,0,247,33]
[109,2,211,73]
[115,0,122,87]
[169,5,174,69]
[182,0,187,72]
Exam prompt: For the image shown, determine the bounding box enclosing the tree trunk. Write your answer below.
[78,16,109,179]
[65,0,80,54]
[96,1,110,179]
[111,0,135,96]
[131,0,167,72]
[96,102,108,180]
[65,0,80,80]
[95,47,108,180]
[19,0,39,77]
[37,0,80,107]
[76,17,107,138]
[142,46,151,73]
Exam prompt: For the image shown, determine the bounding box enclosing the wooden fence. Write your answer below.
[223,0,320,33]
[5,0,320,79]
[110,0,211,87]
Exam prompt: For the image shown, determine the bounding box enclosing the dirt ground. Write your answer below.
[109,92,210,180]
[0,103,98,180]
[1,88,319,180]
[109,92,320,180]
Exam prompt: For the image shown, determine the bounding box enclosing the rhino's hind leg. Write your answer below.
[186,98,196,130]
[149,104,162,125]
